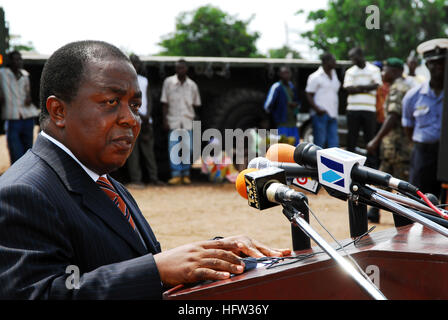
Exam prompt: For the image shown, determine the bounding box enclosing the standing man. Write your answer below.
[264,66,300,145]
[0,40,289,299]
[402,39,448,198]
[404,51,426,88]
[0,51,40,164]
[343,47,382,167]
[161,59,201,185]
[126,54,164,188]
[366,58,412,223]
[305,52,341,148]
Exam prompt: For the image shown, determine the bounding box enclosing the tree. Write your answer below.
[9,34,35,52]
[158,5,261,57]
[300,0,448,60]
[268,45,302,59]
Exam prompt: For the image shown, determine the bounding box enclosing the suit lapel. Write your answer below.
[32,135,148,256]
[111,179,161,254]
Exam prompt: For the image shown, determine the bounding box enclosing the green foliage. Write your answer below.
[9,35,35,52]
[158,5,261,57]
[301,0,448,60]
[268,45,302,59]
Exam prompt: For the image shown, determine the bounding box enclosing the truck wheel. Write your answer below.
[213,89,268,131]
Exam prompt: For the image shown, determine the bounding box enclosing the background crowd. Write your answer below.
[0,38,446,225]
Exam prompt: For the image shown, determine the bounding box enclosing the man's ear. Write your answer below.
[46,95,66,128]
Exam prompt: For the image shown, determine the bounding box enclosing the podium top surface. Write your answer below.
[163,224,448,300]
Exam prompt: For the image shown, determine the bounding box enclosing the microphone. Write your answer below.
[265,143,295,163]
[235,167,306,210]
[248,156,320,194]
[268,142,418,195]
[248,157,318,178]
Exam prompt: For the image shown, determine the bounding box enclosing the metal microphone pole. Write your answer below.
[281,202,387,300]
[352,184,448,238]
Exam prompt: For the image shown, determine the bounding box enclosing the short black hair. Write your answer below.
[7,50,21,60]
[176,58,188,66]
[320,52,334,63]
[39,40,130,128]
[6,50,22,67]
[349,47,364,57]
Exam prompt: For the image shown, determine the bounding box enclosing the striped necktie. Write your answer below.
[96,176,136,231]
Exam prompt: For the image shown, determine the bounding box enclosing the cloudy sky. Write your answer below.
[1,0,329,58]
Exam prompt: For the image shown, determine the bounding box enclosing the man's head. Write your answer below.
[40,40,142,175]
[417,39,448,86]
[383,57,404,83]
[320,52,336,71]
[175,59,188,79]
[278,66,292,83]
[406,51,420,75]
[7,50,23,71]
[348,47,365,67]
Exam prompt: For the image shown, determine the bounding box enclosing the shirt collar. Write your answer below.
[5,68,28,79]
[40,131,105,182]
[174,75,189,85]
[420,81,444,99]
[317,66,336,77]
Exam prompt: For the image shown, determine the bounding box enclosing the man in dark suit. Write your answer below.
[0,40,290,299]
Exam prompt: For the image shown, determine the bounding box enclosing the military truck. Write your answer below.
[20,54,352,180]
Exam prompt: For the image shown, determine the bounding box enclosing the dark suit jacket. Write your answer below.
[0,135,163,299]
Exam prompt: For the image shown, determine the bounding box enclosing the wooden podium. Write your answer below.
[164,224,448,300]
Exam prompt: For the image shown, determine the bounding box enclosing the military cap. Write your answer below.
[417,38,448,61]
[385,57,404,68]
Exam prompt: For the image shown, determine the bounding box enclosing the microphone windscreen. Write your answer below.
[247,157,270,169]
[235,168,258,199]
[265,143,295,163]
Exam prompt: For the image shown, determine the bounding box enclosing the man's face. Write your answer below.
[349,51,364,66]
[10,53,23,70]
[323,57,336,70]
[426,58,446,84]
[407,58,418,72]
[176,62,188,78]
[62,58,142,175]
[279,68,291,82]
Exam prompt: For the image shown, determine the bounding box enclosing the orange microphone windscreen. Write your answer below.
[265,143,296,163]
[235,168,258,199]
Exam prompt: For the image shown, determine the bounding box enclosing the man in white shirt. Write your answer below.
[161,59,201,185]
[0,51,40,164]
[305,52,341,148]
[343,47,382,167]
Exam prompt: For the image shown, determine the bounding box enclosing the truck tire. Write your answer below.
[213,89,268,132]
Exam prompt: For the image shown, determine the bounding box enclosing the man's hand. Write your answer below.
[154,236,290,287]
[288,101,298,109]
[366,138,380,155]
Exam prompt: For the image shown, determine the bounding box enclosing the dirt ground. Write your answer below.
[0,130,396,251]
[129,183,395,250]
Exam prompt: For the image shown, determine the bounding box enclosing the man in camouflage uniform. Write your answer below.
[366,58,412,223]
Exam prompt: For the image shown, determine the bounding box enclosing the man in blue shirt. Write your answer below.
[402,38,448,197]
[264,66,300,145]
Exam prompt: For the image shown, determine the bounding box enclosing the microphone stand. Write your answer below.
[281,201,387,300]
[351,184,448,238]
